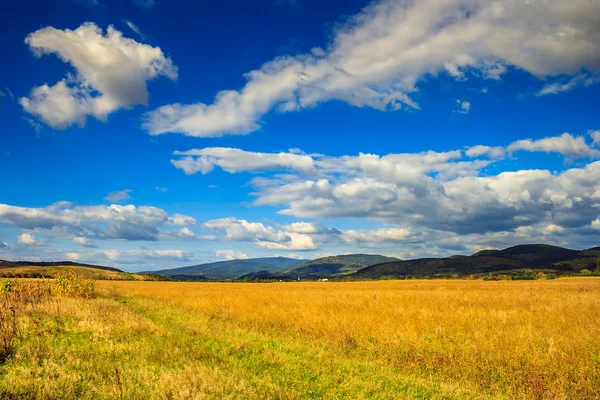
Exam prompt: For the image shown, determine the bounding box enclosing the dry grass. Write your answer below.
[1,278,599,399]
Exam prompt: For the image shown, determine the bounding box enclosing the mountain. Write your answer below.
[348,244,600,279]
[240,254,401,280]
[149,257,308,280]
[0,259,158,280]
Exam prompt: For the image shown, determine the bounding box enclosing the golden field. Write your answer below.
[1,278,599,399]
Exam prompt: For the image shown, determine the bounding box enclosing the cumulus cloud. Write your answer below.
[17,233,40,245]
[171,148,316,175]
[171,227,196,239]
[507,133,600,158]
[466,145,505,159]
[105,189,133,202]
[167,214,197,226]
[203,217,325,251]
[590,130,600,147]
[143,0,600,137]
[72,237,97,248]
[342,227,415,248]
[0,203,196,242]
[174,131,600,242]
[21,23,177,129]
[65,252,81,261]
[455,100,471,114]
[215,249,249,260]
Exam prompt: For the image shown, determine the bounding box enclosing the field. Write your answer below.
[1,278,599,399]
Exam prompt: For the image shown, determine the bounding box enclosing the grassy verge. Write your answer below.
[1,278,599,399]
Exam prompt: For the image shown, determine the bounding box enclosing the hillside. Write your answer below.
[241,254,400,280]
[0,260,156,280]
[349,244,600,279]
[149,257,308,280]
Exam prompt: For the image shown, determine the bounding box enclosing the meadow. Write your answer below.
[0,278,599,399]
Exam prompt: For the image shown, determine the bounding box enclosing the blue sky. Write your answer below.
[1,0,599,271]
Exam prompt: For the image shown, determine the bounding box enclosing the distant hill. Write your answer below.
[0,260,158,280]
[0,259,122,272]
[148,257,308,280]
[349,244,600,279]
[240,254,401,280]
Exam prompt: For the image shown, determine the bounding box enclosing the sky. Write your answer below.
[1,0,599,271]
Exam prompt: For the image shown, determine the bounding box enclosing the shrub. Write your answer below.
[0,280,13,294]
[580,269,592,275]
[53,272,95,298]
[0,280,52,362]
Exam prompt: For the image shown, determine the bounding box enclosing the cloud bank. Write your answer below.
[143,0,600,137]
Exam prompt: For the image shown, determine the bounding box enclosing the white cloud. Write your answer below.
[173,131,600,241]
[456,100,471,114]
[507,133,600,158]
[203,217,322,251]
[21,23,177,129]
[590,130,600,147]
[23,116,43,135]
[538,73,600,96]
[0,203,196,241]
[125,20,144,39]
[173,227,196,239]
[167,214,197,226]
[538,74,587,95]
[65,252,81,261]
[342,227,414,248]
[72,237,96,248]
[466,145,505,159]
[155,186,168,192]
[542,224,565,235]
[143,0,600,137]
[17,233,40,245]
[592,219,600,230]
[215,249,249,260]
[105,189,133,202]
[171,147,316,175]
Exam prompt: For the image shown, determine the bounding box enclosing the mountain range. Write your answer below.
[2,244,599,281]
[145,257,308,280]
[240,254,400,280]
[350,244,600,279]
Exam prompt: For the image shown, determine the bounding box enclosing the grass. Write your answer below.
[0,278,599,399]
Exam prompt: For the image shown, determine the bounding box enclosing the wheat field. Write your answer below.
[1,278,599,399]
